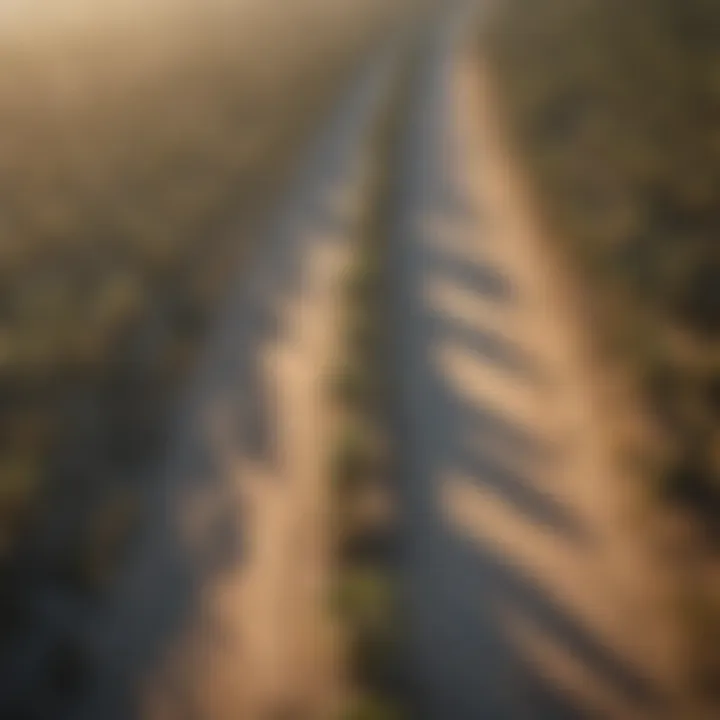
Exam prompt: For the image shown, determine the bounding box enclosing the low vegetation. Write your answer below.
[0,0,402,677]
[485,0,719,699]
[329,61,412,720]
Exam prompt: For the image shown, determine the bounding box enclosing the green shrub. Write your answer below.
[344,693,405,720]
[346,256,381,306]
[332,422,383,496]
[330,359,377,410]
[336,566,399,686]
[335,566,395,635]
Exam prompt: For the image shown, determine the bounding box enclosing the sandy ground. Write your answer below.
[390,10,683,720]
[75,53,394,720]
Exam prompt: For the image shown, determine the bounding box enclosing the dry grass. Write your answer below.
[485,0,720,699]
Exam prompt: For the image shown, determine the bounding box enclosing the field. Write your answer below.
[0,0,402,623]
[485,0,720,697]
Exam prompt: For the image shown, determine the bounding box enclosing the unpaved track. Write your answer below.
[391,10,680,720]
[73,7,686,719]
[77,53,395,720]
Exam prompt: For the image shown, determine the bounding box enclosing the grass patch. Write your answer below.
[328,48,418,716]
[335,566,396,635]
[344,694,405,720]
[332,421,385,496]
[330,359,380,411]
[0,4,412,708]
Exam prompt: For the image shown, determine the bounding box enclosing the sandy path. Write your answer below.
[76,52,394,720]
[390,12,680,720]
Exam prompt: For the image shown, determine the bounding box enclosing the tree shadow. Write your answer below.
[430,310,537,378]
[424,246,516,304]
[393,244,661,718]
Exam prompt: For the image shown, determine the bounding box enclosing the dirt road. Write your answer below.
[73,6,686,719]
[76,51,395,720]
[390,12,681,720]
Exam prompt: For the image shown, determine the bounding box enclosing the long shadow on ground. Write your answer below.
[388,15,660,720]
